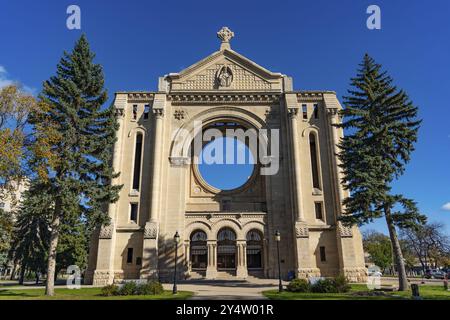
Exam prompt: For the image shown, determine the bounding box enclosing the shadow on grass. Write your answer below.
[0,289,41,298]
[0,288,193,300]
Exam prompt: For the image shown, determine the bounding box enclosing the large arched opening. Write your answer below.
[217,228,237,270]
[246,229,263,269]
[190,230,208,270]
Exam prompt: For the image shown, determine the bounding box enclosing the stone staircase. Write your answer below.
[188,270,206,279]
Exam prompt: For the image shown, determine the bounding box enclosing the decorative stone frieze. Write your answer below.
[168,93,280,105]
[338,222,353,238]
[99,223,114,239]
[295,223,309,238]
[144,221,158,239]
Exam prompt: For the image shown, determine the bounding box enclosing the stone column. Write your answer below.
[327,107,367,282]
[92,106,125,285]
[206,241,217,279]
[141,98,165,280]
[236,240,248,279]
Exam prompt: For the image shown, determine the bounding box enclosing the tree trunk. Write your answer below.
[19,267,25,285]
[10,262,17,280]
[385,207,408,291]
[45,212,61,296]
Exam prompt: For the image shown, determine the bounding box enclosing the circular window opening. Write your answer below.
[198,137,255,191]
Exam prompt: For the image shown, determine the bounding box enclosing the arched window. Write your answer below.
[190,230,207,269]
[246,230,263,269]
[132,133,143,191]
[309,133,321,189]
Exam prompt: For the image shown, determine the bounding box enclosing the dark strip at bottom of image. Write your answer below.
[4,300,449,319]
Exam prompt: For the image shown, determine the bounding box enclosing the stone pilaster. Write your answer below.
[326,104,367,282]
[92,100,125,286]
[141,95,166,280]
[140,221,159,279]
[205,241,217,279]
[236,240,248,279]
[288,107,305,222]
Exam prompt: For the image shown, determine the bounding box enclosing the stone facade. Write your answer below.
[86,27,367,285]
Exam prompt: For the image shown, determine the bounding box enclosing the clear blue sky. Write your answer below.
[1,0,449,234]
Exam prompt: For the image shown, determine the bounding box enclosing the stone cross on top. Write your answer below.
[217,27,234,50]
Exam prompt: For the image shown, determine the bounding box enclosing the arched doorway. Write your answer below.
[246,230,263,269]
[190,230,207,269]
[217,228,237,270]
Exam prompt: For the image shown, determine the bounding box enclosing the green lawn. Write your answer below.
[263,284,450,300]
[0,287,193,300]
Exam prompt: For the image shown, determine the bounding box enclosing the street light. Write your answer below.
[173,231,180,294]
[275,230,283,292]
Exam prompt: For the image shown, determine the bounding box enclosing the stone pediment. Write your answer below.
[164,49,284,93]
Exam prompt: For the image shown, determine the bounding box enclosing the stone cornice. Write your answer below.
[125,92,155,103]
[185,212,267,219]
[295,91,330,102]
[168,93,281,105]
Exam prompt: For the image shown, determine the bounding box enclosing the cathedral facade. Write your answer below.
[85,27,367,285]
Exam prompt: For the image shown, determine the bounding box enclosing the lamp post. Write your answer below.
[275,230,283,292]
[173,231,180,294]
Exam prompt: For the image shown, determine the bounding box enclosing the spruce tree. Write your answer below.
[338,54,426,291]
[29,35,121,295]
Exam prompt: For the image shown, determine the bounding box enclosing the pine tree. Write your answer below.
[29,34,121,295]
[338,54,426,291]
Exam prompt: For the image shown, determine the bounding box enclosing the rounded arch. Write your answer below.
[246,229,263,241]
[127,126,148,137]
[190,229,208,241]
[169,106,269,160]
[185,221,212,240]
[242,221,265,239]
[301,125,320,138]
[217,227,237,241]
[211,218,243,239]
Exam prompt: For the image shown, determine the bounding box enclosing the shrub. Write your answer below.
[135,281,164,295]
[101,284,119,296]
[309,275,351,293]
[287,278,310,293]
[334,274,351,293]
[118,281,138,296]
[311,278,338,293]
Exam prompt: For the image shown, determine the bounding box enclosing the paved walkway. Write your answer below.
[164,279,287,300]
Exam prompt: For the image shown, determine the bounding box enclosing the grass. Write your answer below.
[0,287,194,300]
[263,284,450,300]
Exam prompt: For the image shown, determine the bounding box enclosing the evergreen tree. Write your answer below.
[56,215,88,277]
[29,34,121,295]
[338,54,426,291]
[0,208,14,268]
[8,181,51,284]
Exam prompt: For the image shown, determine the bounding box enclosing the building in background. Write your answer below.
[0,179,28,279]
